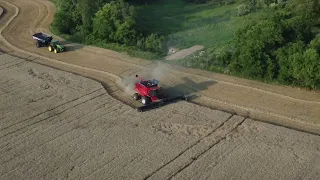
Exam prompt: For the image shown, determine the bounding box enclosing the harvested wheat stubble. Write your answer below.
[0,54,233,179]
[1,54,320,180]
[171,119,320,180]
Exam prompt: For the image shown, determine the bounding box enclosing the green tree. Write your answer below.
[292,48,320,88]
[92,0,137,45]
[230,20,283,78]
[76,0,112,36]
[143,33,164,52]
[51,0,77,34]
[275,41,306,83]
[236,3,251,16]
[310,36,320,52]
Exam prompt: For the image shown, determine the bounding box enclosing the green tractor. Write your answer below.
[48,40,65,53]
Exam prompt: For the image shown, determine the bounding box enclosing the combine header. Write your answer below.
[132,75,187,112]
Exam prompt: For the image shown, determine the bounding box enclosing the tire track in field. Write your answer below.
[0,59,23,68]
[0,77,20,91]
[0,60,25,70]
[0,73,54,100]
[0,80,39,100]
[0,95,111,151]
[0,81,85,114]
[0,88,105,138]
[0,81,50,112]
[31,0,54,34]
[0,85,94,125]
[82,136,164,180]
[14,0,44,46]
[80,120,167,179]
[0,96,117,167]
[0,87,104,138]
[22,0,42,41]
[0,57,23,67]
[0,100,129,177]
[0,92,106,149]
[106,137,200,180]
[0,97,113,149]
[168,117,245,179]
[143,114,233,180]
[3,92,118,146]
[145,116,245,180]
[0,96,116,169]
[32,0,49,31]
[96,124,195,180]
[46,104,127,170]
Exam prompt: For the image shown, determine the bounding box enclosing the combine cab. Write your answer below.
[133,75,187,112]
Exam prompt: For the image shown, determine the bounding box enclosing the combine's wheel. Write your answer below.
[141,96,151,105]
[133,93,141,100]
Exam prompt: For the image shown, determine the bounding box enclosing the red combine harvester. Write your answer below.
[133,75,187,112]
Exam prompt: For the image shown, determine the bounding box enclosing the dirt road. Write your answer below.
[0,0,319,135]
[1,54,320,180]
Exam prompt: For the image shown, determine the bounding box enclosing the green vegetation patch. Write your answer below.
[136,0,263,48]
[49,0,320,89]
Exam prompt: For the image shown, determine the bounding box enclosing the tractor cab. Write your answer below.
[50,40,60,46]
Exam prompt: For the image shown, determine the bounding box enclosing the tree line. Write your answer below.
[177,0,320,89]
[227,0,320,89]
[51,0,165,54]
[51,0,320,89]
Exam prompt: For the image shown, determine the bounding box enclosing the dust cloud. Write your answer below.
[149,61,170,81]
[117,62,170,96]
[117,75,137,95]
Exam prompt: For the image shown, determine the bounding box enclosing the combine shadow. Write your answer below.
[164,76,216,100]
[58,41,83,52]
[137,76,216,112]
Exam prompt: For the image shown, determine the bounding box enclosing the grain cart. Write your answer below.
[32,32,53,48]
